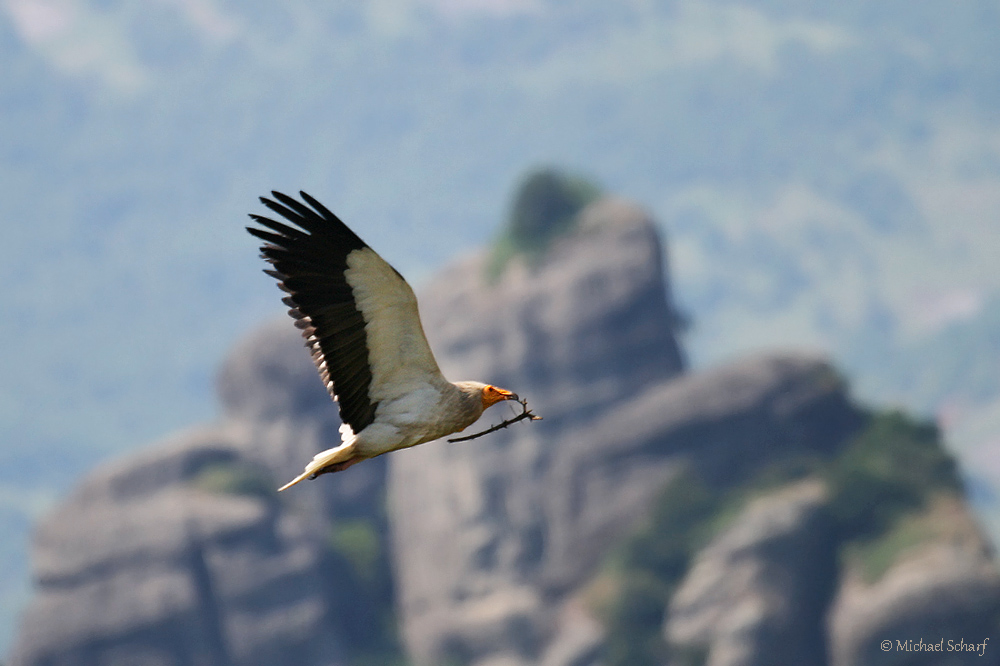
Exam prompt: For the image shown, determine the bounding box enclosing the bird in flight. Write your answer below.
[248,191,523,491]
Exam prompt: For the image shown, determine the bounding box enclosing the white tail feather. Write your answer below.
[277,441,356,492]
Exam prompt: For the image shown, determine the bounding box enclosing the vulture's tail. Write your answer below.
[277,440,358,492]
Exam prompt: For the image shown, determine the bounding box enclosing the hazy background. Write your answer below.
[2,0,1000,654]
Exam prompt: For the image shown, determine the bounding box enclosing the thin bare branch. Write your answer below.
[447,398,542,442]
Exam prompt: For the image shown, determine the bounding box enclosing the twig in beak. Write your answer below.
[448,398,542,442]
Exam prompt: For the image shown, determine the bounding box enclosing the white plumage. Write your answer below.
[248,191,519,491]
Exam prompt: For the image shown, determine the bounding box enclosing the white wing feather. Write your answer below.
[344,247,448,405]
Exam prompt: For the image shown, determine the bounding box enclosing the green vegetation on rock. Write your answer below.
[594,472,722,666]
[189,461,275,500]
[826,411,965,584]
[826,410,961,540]
[329,519,381,585]
[325,514,410,666]
[594,407,965,665]
[488,168,601,279]
[843,505,939,583]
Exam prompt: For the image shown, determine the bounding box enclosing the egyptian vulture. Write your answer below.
[248,191,521,491]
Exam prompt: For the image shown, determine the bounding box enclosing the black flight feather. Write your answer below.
[247,191,378,433]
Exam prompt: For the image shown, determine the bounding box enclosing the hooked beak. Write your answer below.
[483,386,520,409]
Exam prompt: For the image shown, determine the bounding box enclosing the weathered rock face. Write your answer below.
[827,495,1000,666]
[215,319,389,522]
[664,480,836,666]
[388,352,859,666]
[387,198,861,666]
[662,483,1000,666]
[387,197,688,666]
[418,197,685,420]
[10,321,396,666]
[9,428,344,666]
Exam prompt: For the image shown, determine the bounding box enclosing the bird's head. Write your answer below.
[481,384,519,409]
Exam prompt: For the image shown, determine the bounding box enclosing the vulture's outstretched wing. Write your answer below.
[247,191,446,434]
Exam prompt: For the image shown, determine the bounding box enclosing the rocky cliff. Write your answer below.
[7,318,401,666]
[11,429,343,666]
[10,196,999,666]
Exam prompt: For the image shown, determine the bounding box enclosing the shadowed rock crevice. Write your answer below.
[185,533,233,666]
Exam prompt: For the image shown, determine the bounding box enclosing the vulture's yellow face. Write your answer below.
[481,385,518,409]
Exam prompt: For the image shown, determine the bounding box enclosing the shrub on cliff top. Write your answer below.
[488,167,601,278]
